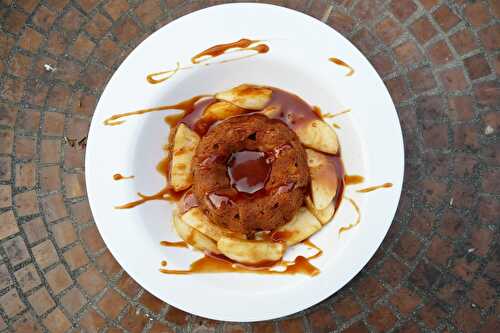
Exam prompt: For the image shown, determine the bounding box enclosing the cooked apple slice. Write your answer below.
[181,208,246,241]
[215,84,272,110]
[306,149,339,210]
[296,119,339,154]
[305,196,335,225]
[203,101,245,120]
[173,213,220,254]
[217,236,285,265]
[170,124,200,191]
[273,207,322,246]
[261,105,281,118]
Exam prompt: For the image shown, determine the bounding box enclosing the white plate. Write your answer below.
[86,3,404,322]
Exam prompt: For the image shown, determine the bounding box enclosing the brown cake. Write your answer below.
[192,114,310,234]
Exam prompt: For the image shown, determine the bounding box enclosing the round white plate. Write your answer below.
[86,3,404,322]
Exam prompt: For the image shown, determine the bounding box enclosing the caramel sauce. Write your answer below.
[338,197,361,236]
[322,108,351,119]
[321,153,345,211]
[146,39,269,84]
[227,150,271,194]
[113,173,134,181]
[270,230,295,242]
[344,175,364,186]
[160,240,189,248]
[329,57,354,76]
[103,96,206,126]
[161,260,167,267]
[357,182,393,193]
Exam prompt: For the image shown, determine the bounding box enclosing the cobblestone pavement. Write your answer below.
[0,0,499,332]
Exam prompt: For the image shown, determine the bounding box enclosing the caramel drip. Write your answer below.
[344,175,364,186]
[357,183,393,193]
[114,188,171,209]
[160,260,167,267]
[191,38,260,63]
[160,241,189,248]
[329,57,355,76]
[322,109,351,119]
[113,173,134,181]
[338,197,361,236]
[103,96,206,126]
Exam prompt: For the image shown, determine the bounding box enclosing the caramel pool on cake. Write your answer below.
[158,84,345,271]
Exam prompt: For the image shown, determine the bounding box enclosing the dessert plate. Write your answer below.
[86,3,404,322]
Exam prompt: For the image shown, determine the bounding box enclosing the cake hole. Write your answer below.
[213,143,219,149]
[248,132,257,141]
[234,214,240,219]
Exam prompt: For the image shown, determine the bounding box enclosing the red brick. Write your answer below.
[15,263,41,292]
[61,286,87,315]
[0,129,14,154]
[408,66,437,93]
[367,305,397,331]
[80,309,106,332]
[464,2,492,27]
[410,261,440,290]
[14,190,39,217]
[351,28,377,55]
[480,317,500,333]
[370,51,395,76]
[418,302,447,329]
[85,13,112,38]
[375,17,403,45]
[464,54,491,80]
[410,16,437,44]
[15,136,36,159]
[46,31,67,55]
[135,0,162,26]
[64,144,85,169]
[394,40,424,65]
[482,168,499,194]
[28,288,55,315]
[448,95,473,122]
[471,226,493,257]
[25,81,49,106]
[48,83,72,109]
[390,0,417,22]
[0,289,26,317]
[39,165,61,193]
[43,112,65,136]
[64,172,85,198]
[0,211,18,241]
[307,307,336,333]
[1,77,25,102]
[450,29,477,55]
[32,5,57,31]
[46,0,70,11]
[96,250,122,277]
[453,257,480,282]
[18,28,44,52]
[474,81,498,107]
[46,264,72,294]
[113,17,141,44]
[98,288,127,319]
[479,25,500,51]
[81,63,110,90]
[104,0,129,20]
[64,244,89,270]
[251,321,275,333]
[0,156,11,181]
[426,235,453,266]
[139,291,165,313]
[422,122,449,149]
[71,90,97,116]
[41,193,68,222]
[0,102,17,126]
[450,181,476,209]
[343,321,369,333]
[439,67,468,91]
[279,317,305,333]
[483,111,499,134]
[71,199,92,224]
[428,40,453,65]
[353,0,382,21]
[22,217,47,244]
[77,266,106,296]
[307,0,329,20]
[454,304,481,333]
[0,185,12,209]
[3,9,28,33]
[52,221,77,248]
[18,0,38,12]
[165,305,189,325]
[11,313,43,333]
[326,10,355,36]
[394,232,423,261]
[43,308,71,333]
[117,272,141,297]
[353,276,386,305]
[66,117,90,139]
[454,154,478,178]
[454,124,479,150]
[17,110,41,134]
[15,162,36,188]
[78,0,98,12]
[332,293,361,319]
[95,38,122,67]
[55,59,83,85]
[390,287,422,315]
[419,0,438,10]
[0,34,15,59]
[224,324,245,333]
[438,209,464,237]
[478,195,499,224]
[61,7,85,32]
[70,33,96,61]
[9,53,32,77]
[121,306,149,333]
[469,277,495,309]
[432,5,460,31]
[33,239,59,269]
[385,76,410,104]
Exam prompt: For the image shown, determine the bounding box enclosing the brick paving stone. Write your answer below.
[0,2,497,331]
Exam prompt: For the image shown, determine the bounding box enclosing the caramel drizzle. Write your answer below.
[322,108,351,119]
[146,38,269,85]
[103,96,206,126]
[329,57,355,76]
[338,197,360,236]
[344,175,364,186]
[112,173,134,181]
[357,182,393,193]
[114,188,171,209]
[160,240,189,248]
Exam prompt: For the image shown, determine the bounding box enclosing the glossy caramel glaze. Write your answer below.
[358,183,393,193]
[344,175,364,185]
[160,240,189,248]
[113,173,134,181]
[338,197,361,236]
[329,57,355,76]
